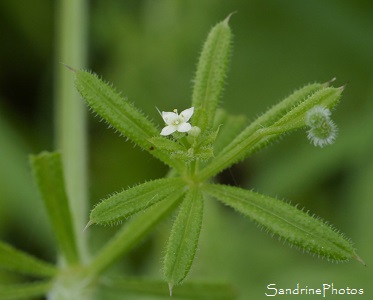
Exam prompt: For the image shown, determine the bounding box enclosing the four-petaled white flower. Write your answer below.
[160,107,194,136]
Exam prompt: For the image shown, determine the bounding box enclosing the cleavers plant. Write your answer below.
[0,14,364,300]
[77,14,364,294]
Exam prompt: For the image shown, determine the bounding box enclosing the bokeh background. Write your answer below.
[1,0,372,299]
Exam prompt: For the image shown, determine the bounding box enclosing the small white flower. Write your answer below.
[160,107,194,136]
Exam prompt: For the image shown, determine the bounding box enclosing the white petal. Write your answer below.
[177,122,192,133]
[162,112,178,125]
[179,107,194,122]
[160,125,177,136]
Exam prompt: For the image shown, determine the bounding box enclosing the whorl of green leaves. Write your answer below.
[69,14,363,299]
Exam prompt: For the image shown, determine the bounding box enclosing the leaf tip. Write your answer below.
[354,254,366,266]
[338,84,347,92]
[83,220,94,232]
[168,282,174,297]
[224,11,237,25]
[323,77,336,87]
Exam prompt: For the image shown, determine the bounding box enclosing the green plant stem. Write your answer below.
[54,0,88,262]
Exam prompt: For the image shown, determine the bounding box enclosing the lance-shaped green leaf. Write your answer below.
[163,188,204,295]
[89,178,186,226]
[246,82,326,132]
[0,281,52,300]
[103,277,236,300]
[0,241,56,277]
[198,85,343,181]
[30,151,79,264]
[203,183,364,264]
[247,86,342,154]
[273,86,342,128]
[227,83,325,151]
[74,69,183,171]
[191,14,233,132]
[86,190,185,276]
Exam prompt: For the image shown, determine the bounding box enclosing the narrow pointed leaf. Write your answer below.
[75,69,183,171]
[238,87,342,155]
[86,190,185,276]
[247,82,325,132]
[104,277,236,300]
[191,14,233,131]
[220,83,323,158]
[0,241,56,277]
[198,85,343,181]
[203,183,359,263]
[273,86,342,128]
[163,188,204,290]
[90,177,186,226]
[30,151,79,264]
[0,281,52,300]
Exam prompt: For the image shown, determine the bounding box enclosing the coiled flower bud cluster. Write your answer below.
[305,106,338,147]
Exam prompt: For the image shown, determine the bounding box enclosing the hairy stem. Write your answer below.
[54,0,89,262]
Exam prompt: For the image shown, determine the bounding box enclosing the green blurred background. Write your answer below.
[0,0,372,299]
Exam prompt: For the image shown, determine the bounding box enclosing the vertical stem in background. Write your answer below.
[54,0,88,262]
